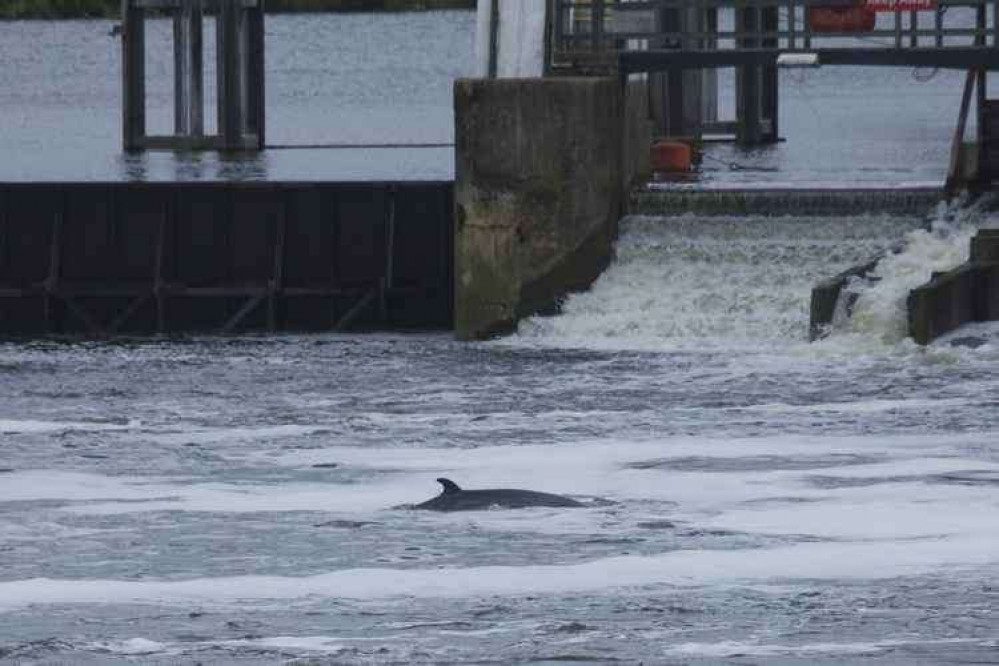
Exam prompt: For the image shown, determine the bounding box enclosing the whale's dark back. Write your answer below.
[413,487,583,512]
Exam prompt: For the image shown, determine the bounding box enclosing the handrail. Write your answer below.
[553,0,999,58]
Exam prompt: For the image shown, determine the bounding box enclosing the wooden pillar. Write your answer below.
[488,0,499,77]
[218,0,245,149]
[651,6,686,137]
[736,5,763,146]
[173,0,204,137]
[701,7,718,128]
[761,6,779,143]
[121,0,146,151]
[248,0,265,147]
[976,5,987,183]
[977,68,988,183]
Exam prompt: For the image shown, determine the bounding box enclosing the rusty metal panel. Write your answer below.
[62,185,114,283]
[282,185,335,288]
[173,184,231,285]
[229,187,280,283]
[0,181,454,336]
[2,185,62,287]
[335,185,389,287]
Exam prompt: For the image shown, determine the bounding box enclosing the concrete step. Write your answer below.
[630,187,943,217]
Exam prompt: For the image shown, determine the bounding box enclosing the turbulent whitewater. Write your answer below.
[2,204,999,664]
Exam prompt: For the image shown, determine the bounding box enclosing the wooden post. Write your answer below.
[935,6,943,48]
[173,0,204,137]
[977,5,987,183]
[761,5,780,143]
[488,0,500,78]
[249,0,265,148]
[121,0,146,151]
[218,0,245,149]
[736,5,763,145]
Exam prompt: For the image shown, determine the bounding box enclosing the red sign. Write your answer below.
[864,0,937,11]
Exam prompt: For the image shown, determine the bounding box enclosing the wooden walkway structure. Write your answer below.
[549,0,999,187]
[122,0,265,151]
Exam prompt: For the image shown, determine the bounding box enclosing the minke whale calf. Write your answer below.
[412,478,584,512]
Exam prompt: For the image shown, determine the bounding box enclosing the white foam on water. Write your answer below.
[507,213,924,353]
[143,424,335,445]
[0,536,996,612]
[737,396,972,414]
[216,636,348,653]
[0,419,139,434]
[89,637,173,656]
[0,471,177,502]
[664,638,982,658]
[837,218,979,345]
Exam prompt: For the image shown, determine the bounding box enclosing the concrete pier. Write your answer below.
[454,77,650,340]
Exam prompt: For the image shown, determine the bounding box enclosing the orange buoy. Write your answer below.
[808,2,876,32]
[650,141,692,173]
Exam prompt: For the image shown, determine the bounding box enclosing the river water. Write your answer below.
[2,9,999,666]
[0,9,991,184]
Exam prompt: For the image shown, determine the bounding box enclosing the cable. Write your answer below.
[265,142,453,150]
[699,152,780,172]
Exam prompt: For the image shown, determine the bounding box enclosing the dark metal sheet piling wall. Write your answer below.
[0,182,453,336]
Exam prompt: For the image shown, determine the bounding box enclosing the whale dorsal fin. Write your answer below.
[437,478,461,494]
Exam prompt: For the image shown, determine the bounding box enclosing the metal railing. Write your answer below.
[552,0,999,56]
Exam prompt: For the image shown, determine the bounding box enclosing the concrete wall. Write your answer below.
[454,77,650,340]
[907,229,999,345]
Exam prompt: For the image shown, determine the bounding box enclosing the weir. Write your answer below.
[0,182,452,336]
[456,0,999,343]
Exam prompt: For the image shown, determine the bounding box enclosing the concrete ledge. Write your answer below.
[631,187,943,217]
[908,265,984,345]
[907,229,999,345]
